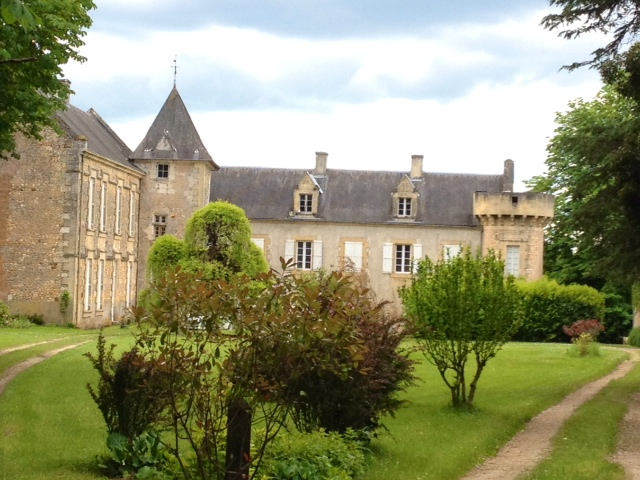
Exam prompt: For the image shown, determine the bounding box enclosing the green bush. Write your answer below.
[259,430,365,480]
[627,327,640,347]
[515,278,605,342]
[147,234,184,282]
[27,313,44,326]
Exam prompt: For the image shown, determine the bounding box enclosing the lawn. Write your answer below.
[0,329,632,480]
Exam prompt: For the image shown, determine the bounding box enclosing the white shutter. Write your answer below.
[312,240,323,270]
[344,241,363,271]
[382,243,393,273]
[412,244,423,273]
[284,240,295,263]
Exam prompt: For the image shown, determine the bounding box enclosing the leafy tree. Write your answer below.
[0,0,95,159]
[147,234,184,281]
[182,201,268,279]
[542,0,640,70]
[528,86,640,286]
[401,249,522,409]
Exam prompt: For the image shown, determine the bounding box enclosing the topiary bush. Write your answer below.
[147,234,184,282]
[515,278,605,342]
[628,327,640,347]
[258,430,365,480]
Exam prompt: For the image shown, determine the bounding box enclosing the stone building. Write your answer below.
[210,153,554,313]
[0,82,553,325]
[0,86,216,328]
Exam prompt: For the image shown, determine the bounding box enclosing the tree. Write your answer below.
[181,201,268,279]
[0,0,95,159]
[528,85,640,286]
[542,0,640,70]
[401,249,522,409]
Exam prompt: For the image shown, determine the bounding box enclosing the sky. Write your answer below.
[62,0,606,191]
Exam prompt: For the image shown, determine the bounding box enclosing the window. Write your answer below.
[153,215,167,238]
[398,197,412,217]
[157,163,169,179]
[84,259,92,311]
[506,245,520,276]
[299,194,313,213]
[128,192,136,237]
[115,186,122,234]
[97,259,104,310]
[297,241,312,270]
[383,243,422,274]
[395,244,412,273]
[285,240,322,270]
[251,237,265,251]
[443,244,462,261]
[126,261,133,307]
[99,182,107,232]
[344,241,364,272]
[87,177,95,229]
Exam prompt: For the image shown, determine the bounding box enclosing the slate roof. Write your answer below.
[130,86,218,169]
[56,105,139,171]
[210,167,505,227]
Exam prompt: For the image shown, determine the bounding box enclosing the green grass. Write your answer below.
[524,355,640,480]
[0,325,104,350]
[0,333,633,480]
[364,343,629,480]
[0,329,137,480]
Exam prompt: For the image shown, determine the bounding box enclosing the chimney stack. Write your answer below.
[503,159,514,192]
[315,151,328,175]
[410,155,423,179]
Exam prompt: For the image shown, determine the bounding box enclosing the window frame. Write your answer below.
[157,163,169,179]
[87,177,95,230]
[153,214,167,238]
[115,186,122,235]
[397,197,412,217]
[84,258,93,311]
[505,245,520,276]
[299,193,313,213]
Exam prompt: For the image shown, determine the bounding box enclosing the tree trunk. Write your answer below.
[225,397,252,480]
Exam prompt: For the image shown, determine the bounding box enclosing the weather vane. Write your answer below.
[172,55,179,86]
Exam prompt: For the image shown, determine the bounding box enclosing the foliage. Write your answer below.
[566,332,601,357]
[182,201,269,279]
[147,234,184,282]
[541,0,640,70]
[258,430,366,480]
[85,332,169,440]
[249,269,415,435]
[123,265,369,479]
[100,430,170,480]
[563,319,605,341]
[0,0,96,159]
[0,314,32,328]
[59,290,70,315]
[26,313,44,325]
[401,248,523,409]
[627,327,640,347]
[515,278,606,343]
[528,86,640,287]
[0,300,10,322]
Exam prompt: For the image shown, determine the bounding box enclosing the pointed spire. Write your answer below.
[130,86,217,168]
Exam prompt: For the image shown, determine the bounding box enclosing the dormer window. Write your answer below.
[157,163,169,179]
[293,172,322,216]
[392,176,419,220]
[398,197,412,217]
[299,194,313,213]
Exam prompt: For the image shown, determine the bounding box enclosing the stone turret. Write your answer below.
[474,192,554,279]
[130,86,219,289]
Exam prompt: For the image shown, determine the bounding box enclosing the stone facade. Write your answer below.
[0,86,215,328]
[211,154,554,314]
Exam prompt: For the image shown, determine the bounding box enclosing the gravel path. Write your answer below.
[0,337,70,356]
[461,348,640,480]
[0,341,90,395]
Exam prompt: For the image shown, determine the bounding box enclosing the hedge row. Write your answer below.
[514,278,606,343]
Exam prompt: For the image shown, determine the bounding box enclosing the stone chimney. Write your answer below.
[410,155,423,179]
[503,159,514,192]
[315,151,328,175]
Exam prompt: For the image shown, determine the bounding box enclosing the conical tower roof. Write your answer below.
[130,86,218,168]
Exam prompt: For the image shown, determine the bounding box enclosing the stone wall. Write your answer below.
[135,159,213,289]
[0,130,73,322]
[250,220,484,315]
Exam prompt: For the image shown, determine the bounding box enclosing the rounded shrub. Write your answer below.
[628,327,640,347]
